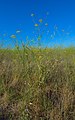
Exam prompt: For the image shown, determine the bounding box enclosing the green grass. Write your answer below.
[0,46,75,120]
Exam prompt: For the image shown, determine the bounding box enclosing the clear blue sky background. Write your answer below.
[0,0,75,47]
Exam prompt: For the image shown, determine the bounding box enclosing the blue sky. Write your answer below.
[0,0,75,47]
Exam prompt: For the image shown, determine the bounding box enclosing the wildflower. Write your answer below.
[31,13,34,17]
[34,24,39,27]
[29,102,33,105]
[45,23,48,26]
[16,30,21,33]
[10,35,16,38]
[39,19,43,23]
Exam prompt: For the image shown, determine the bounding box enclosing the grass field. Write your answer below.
[0,46,75,120]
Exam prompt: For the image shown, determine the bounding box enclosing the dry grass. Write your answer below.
[0,46,75,120]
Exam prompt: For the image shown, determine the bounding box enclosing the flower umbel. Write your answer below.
[34,24,39,27]
[10,35,16,38]
[39,19,43,23]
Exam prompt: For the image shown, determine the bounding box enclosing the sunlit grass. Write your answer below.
[0,46,75,119]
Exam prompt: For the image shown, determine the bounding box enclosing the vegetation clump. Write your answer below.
[0,46,75,120]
